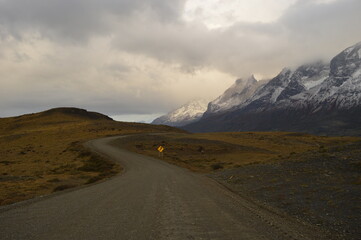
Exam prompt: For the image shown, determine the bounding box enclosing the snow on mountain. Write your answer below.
[306,41,361,109]
[151,99,208,127]
[240,61,330,111]
[205,75,267,115]
[184,41,361,136]
[153,75,268,126]
[244,69,293,106]
[207,42,361,114]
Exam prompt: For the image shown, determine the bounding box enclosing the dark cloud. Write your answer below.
[278,0,361,59]
[0,0,186,41]
[0,0,361,118]
[1,0,359,73]
[109,0,361,77]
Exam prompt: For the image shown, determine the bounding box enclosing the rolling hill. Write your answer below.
[0,107,182,205]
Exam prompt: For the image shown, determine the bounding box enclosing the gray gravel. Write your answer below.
[210,143,361,240]
[0,136,329,240]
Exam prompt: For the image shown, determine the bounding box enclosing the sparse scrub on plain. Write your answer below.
[53,184,77,192]
[0,108,183,206]
[115,132,359,173]
[211,163,224,170]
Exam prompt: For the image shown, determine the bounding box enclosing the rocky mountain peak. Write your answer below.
[330,42,361,84]
[205,75,266,115]
[183,41,361,136]
[276,61,329,101]
[151,99,208,127]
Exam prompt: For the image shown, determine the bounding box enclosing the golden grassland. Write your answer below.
[0,108,181,206]
[2,108,360,207]
[117,132,360,172]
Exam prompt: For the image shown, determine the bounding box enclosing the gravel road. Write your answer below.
[0,136,329,240]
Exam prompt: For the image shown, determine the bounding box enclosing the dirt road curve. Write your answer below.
[0,136,328,240]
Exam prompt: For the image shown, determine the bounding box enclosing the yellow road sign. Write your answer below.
[157,146,164,153]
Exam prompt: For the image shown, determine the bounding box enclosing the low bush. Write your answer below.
[78,154,115,173]
[53,184,76,192]
[211,163,224,170]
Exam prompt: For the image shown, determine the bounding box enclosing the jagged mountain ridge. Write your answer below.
[151,99,208,127]
[204,75,267,116]
[152,76,267,127]
[184,42,361,136]
[237,61,330,112]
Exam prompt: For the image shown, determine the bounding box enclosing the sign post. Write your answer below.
[157,145,164,158]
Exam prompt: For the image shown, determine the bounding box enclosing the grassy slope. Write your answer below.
[116,132,360,172]
[0,108,181,205]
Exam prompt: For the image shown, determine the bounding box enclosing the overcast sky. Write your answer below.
[1,0,360,121]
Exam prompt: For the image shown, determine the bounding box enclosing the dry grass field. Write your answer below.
[0,108,181,206]
[116,132,360,172]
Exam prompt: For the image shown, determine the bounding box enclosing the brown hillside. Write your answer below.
[0,108,182,206]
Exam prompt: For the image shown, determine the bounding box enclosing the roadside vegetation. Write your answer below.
[0,108,181,206]
[115,132,360,172]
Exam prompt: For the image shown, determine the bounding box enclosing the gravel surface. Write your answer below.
[210,142,361,240]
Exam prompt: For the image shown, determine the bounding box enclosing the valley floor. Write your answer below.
[0,136,331,240]
[119,132,361,240]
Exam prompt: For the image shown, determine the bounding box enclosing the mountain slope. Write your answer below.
[152,99,208,127]
[205,75,267,116]
[184,42,361,136]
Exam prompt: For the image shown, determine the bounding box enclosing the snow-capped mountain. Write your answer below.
[184,42,361,136]
[152,76,268,127]
[306,41,361,110]
[240,61,330,111]
[152,99,208,127]
[204,75,267,116]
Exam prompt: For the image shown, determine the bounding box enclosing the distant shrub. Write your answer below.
[85,175,103,184]
[78,154,115,172]
[211,163,224,170]
[47,178,60,183]
[135,144,144,150]
[77,151,92,158]
[0,161,12,165]
[319,145,327,153]
[351,162,361,172]
[53,184,76,192]
[353,177,361,185]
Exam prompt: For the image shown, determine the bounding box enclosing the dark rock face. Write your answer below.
[184,42,361,136]
[277,62,328,101]
[204,75,265,116]
[330,42,361,82]
[185,106,361,136]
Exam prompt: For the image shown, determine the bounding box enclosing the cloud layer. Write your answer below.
[0,0,360,118]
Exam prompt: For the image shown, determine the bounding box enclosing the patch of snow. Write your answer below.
[344,45,355,54]
[168,99,208,121]
[152,99,208,126]
[352,68,361,78]
[303,76,328,90]
[207,76,264,113]
[270,87,284,103]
